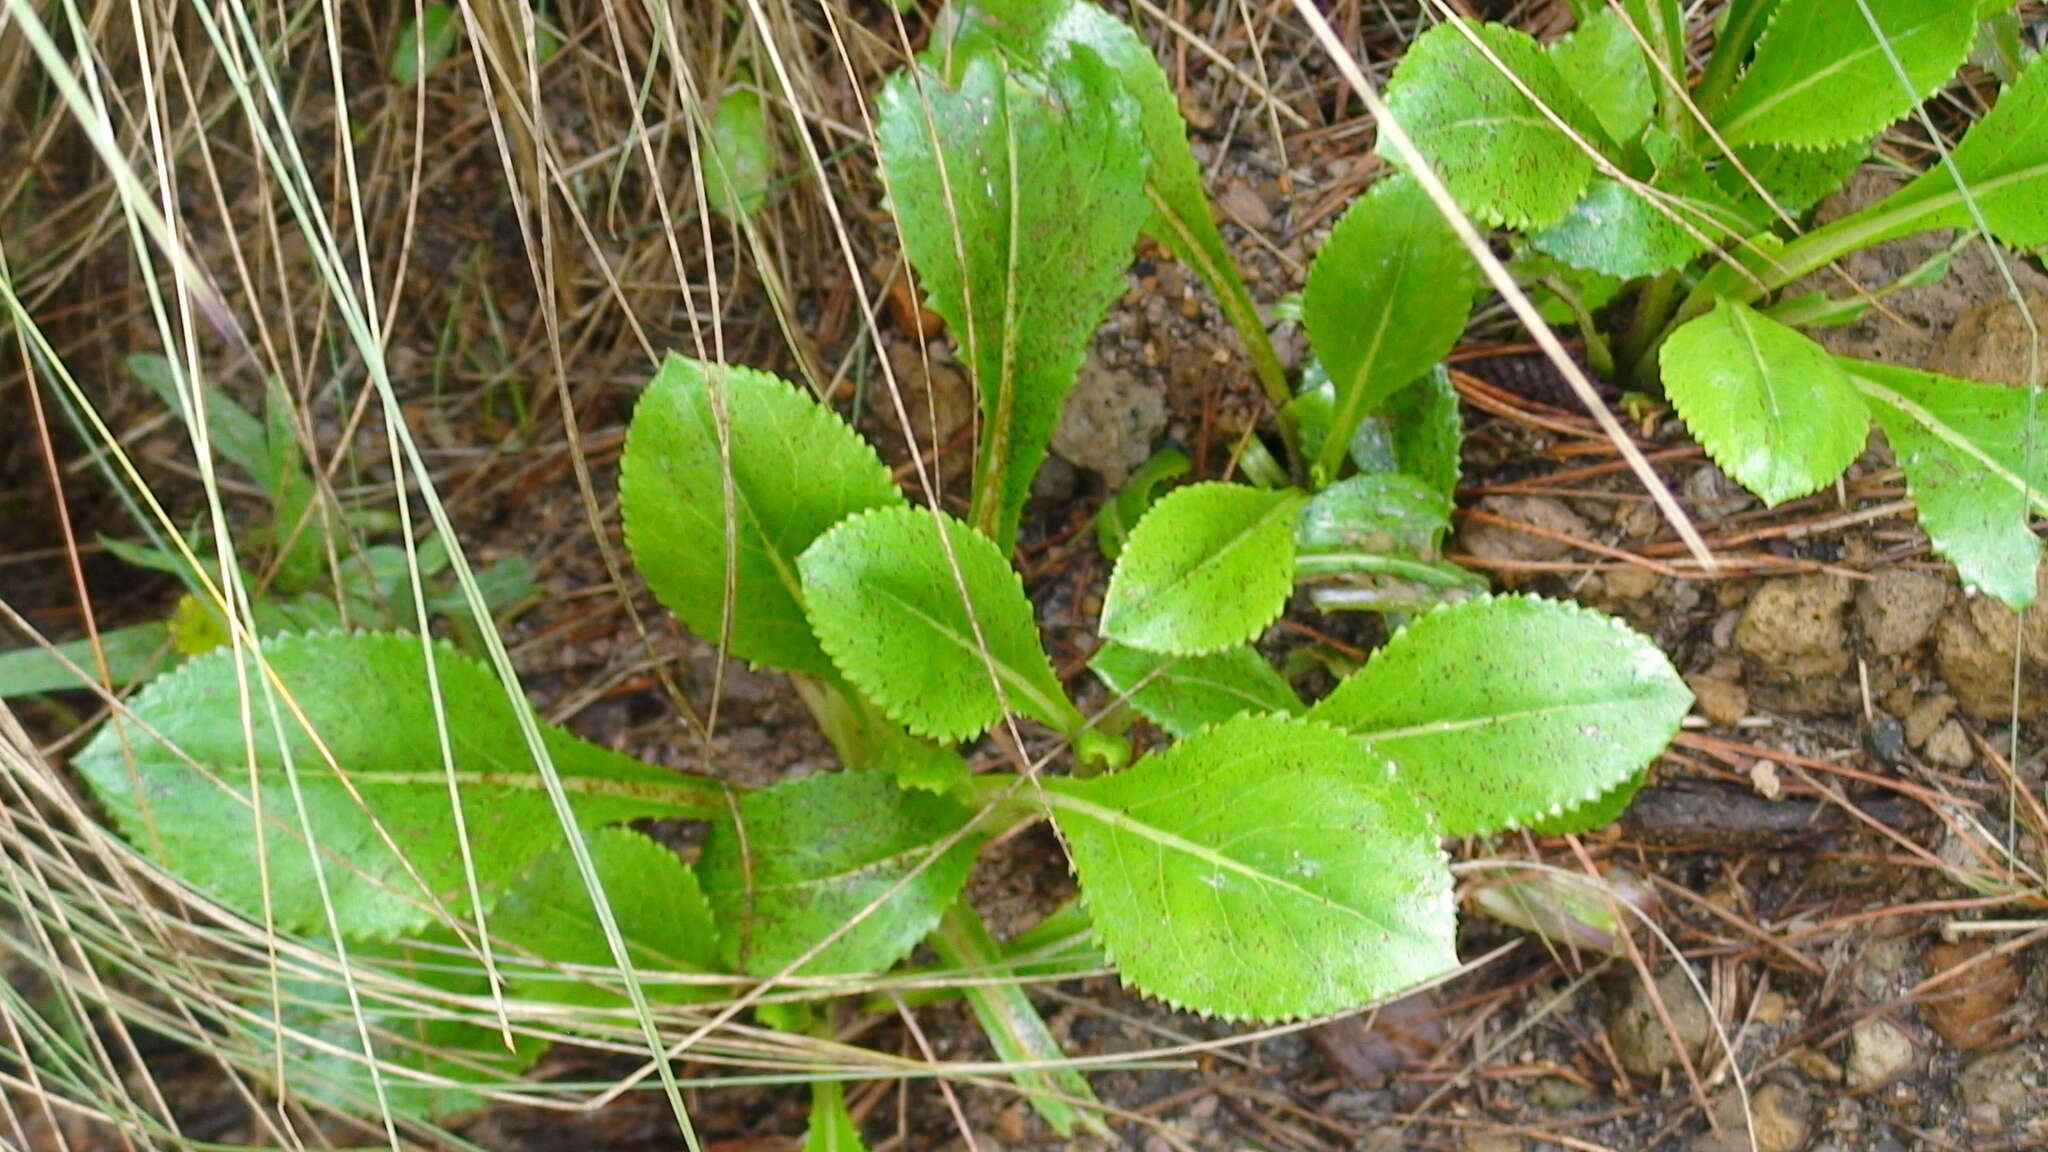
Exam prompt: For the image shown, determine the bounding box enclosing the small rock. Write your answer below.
[1458,495,1593,564]
[1845,1017,1916,1092]
[1682,466,1757,522]
[1217,178,1273,231]
[1462,1135,1524,1152]
[1694,1082,1812,1152]
[1611,965,1714,1077]
[1923,718,1975,769]
[1862,714,1909,765]
[1928,292,2048,385]
[1933,563,2048,720]
[1736,575,1857,679]
[1749,759,1783,800]
[1049,353,1166,485]
[1686,673,1749,727]
[1791,1046,1844,1084]
[1957,1048,2033,1117]
[1605,566,1660,599]
[1924,938,2021,1050]
[1528,1076,1593,1111]
[1902,694,1956,747]
[1856,570,1948,656]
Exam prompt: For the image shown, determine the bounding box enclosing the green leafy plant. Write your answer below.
[1375,0,2048,607]
[69,1,1703,1142]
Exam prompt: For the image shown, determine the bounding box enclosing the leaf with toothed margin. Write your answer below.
[1659,298,1870,507]
[1100,483,1306,656]
[1311,596,1691,837]
[1047,714,1456,1020]
[699,771,981,977]
[1089,642,1302,738]
[1711,0,1975,150]
[1850,359,2048,609]
[71,632,724,941]
[799,506,1078,742]
[620,355,905,677]
[1380,21,1607,231]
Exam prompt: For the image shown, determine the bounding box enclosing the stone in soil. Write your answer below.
[1049,351,1165,486]
[1685,670,1749,727]
[1923,938,2022,1050]
[1922,718,1975,769]
[1610,965,1714,1077]
[1855,570,1948,656]
[1932,563,2048,720]
[1456,494,1592,564]
[1927,291,2048,385]
[1901,693,1956,748]
[1844,1017,1916,1092]
[1736,576,1858,710]
[1692,1081,1812,1152]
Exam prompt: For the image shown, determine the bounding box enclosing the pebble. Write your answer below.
[1457,495,1593,564]
[1686,673,1749,727]
[1902,693,1955,747]
[1736,575,1856,678]
[1922,718,1974,769]
[1610,966,1713,1077]
[1845,1017,1916,1091]
[1855,570,1948,656]
[1693,1082,1812,1152]
[1924,939,2021,1049]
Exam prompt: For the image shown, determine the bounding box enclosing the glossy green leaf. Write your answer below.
[1296,473,1451,557]
[799,506,1078,741]
[1851,360,2048,608]
[699,771,981,976]
[1311,596,1691,836]
[876,49,1150,549]
[1302,175,1478,481]
[1714,141,1868,217]
[1381,21,1605,230]
[486,828,723,1008]
[1096,447,1191,561]
[1100,483,1306,655]
[706,88,773,220]
[1659,298,1869,506]
[1090,642,1302,738]
[949,0,1287,406]
[1547,7,1653,144]
[805,1080,870,1152]
[1528,178,1720,279]
[1842,50,2048,248]
[73,632,722,939]
[1711,0,1975,149]
[1353,365,1464,504]
[620,355,903,676]
[0,622,173,698]
[1526,766,1649,836]
[389,2,459,84]
[1696,0,1781,109]
[1047,714,1457,1020]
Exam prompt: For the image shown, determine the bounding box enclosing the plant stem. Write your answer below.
[1541,276,1614,382]
[1692,0,1776,111]
[928,899,1109,1138]
[1618,269,1681,386]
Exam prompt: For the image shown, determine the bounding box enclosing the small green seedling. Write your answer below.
[72,1,1706,1142]
[1378,0,2048,607]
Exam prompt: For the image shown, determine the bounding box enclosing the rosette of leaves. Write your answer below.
[1373,0,2048,607]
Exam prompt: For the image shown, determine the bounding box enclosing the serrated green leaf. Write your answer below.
[1844,49,2048,249]
[1718,141,1868,220]
[73,632,722,940]
[1296,473,1451,556]
[1303,175,1478,481]
[487,828,723,1008]
[1850,360,2048,608]
[620,355,903,677]
[1711,0,1974,149]
[1528,178,1721,279]
[1100,483,1306,655]
[1547,8,1654,144]
[1090,642,1301,738]
[950,0,1287,405]
[1526,766,1649,835]
[1311,596,1690,837]
[799,506,1078,741]
[1346,364,1465,506]
[1047,714,1457,1020]
[1659,298,1869,506]
[1381,21,1605,230]
[877,49,1151,549]
[707,88,773,220]
[805,1080,870,1152]
[699,771,981,976]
